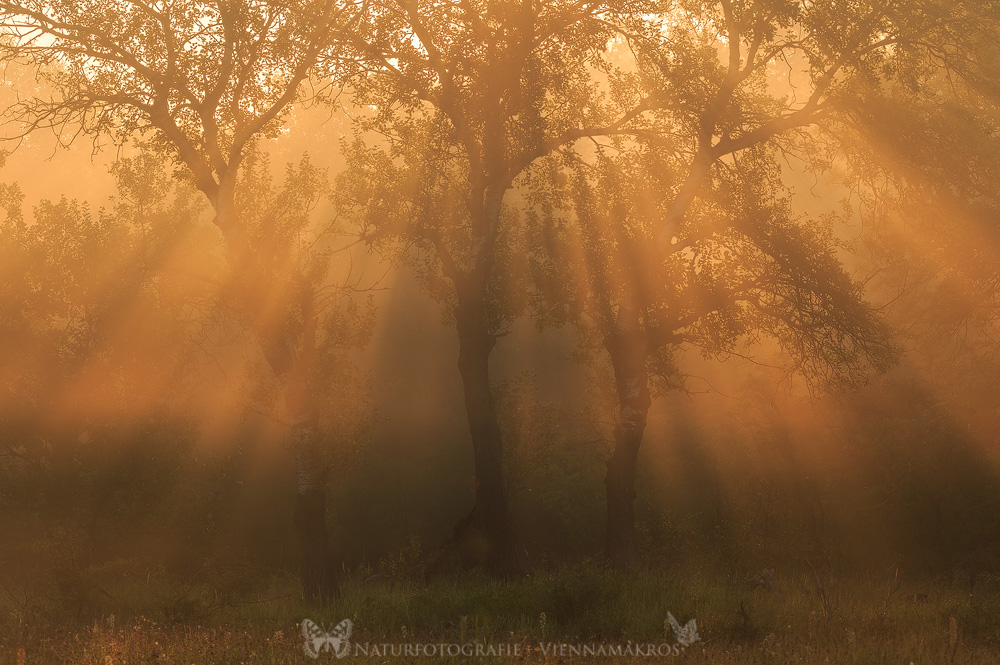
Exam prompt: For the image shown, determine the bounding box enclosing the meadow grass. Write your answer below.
[3,565,999,663]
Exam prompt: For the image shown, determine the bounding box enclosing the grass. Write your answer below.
[3,565,1000,663]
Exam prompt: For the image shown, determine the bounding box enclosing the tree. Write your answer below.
[839,7,1000,360]
[832,5,1000,459]
[523,0,978,567]
[530,129,896,567]
[0,0,366,600]
[335,0,664,576]
[0,149,202,502]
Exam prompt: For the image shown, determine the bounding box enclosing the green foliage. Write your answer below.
[0,148,206,418]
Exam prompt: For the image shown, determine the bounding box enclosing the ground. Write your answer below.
[3,566,999,664]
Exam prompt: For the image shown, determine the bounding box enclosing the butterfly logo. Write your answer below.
[301,618,353,659]
[667,612,700,647]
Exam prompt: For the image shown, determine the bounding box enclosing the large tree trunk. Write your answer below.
[603,308,652,570]
[452,284,530,578]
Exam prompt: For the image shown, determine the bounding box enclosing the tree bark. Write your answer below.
[603,307,652,570]
[452,282,530,578]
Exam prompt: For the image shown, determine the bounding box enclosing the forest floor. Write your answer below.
[3,565,1000,664]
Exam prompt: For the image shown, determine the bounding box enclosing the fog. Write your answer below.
[1,1,998,660]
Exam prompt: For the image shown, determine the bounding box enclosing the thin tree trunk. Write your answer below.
[277,282,339,601]
[263,337,338,602]
[208,173,339,601]
[452,284,530,578]
[290,411,338,601]
[603,307,651,569]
